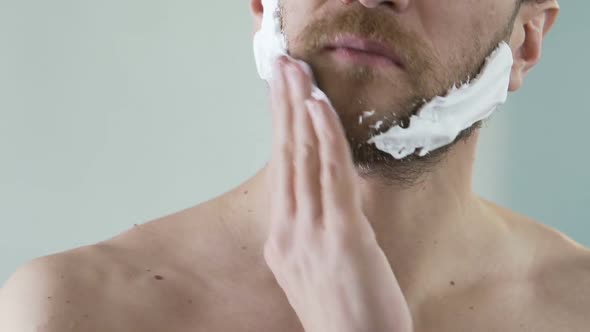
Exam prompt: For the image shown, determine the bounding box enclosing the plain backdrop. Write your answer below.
[1,1,588,284]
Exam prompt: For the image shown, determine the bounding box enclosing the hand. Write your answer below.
[264,56,414,332]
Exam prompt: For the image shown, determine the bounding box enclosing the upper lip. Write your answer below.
[323,35,404,67]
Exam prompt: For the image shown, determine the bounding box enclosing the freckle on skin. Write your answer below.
[450,281,455,286]
[244,190,249,195]
[469,306,474,310]
[154,275,164,280]
[187,299,193,304]
[241,246,248,250]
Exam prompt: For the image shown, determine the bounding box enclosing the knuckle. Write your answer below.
[330,207,352,221]
[333,222,358,244]
[332,222,377,254]
[265,232,291,259]
[323,160,341,180]
[329,214,363,243]
[325,130,341,147]
[297,142,316,161]
[278,144,294,160]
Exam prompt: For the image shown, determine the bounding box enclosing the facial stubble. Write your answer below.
[277,4,517,187]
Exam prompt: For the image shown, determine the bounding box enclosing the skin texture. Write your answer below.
[264,56,413,332]
[2,1,590,332]
[277,0,518,183]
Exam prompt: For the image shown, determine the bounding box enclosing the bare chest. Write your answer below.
[123,283,584,332]
[181,273,587,332]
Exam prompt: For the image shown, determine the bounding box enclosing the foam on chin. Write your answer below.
[253,0,514,160]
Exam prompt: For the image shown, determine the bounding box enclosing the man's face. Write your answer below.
[277,0,520,183]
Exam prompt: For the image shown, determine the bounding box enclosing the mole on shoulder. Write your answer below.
[154,275,165,280]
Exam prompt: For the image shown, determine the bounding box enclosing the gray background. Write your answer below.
[0,1,588,284]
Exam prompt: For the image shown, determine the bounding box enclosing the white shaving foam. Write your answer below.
[368,43,513,159]
[253,0,331,104]
[253,0,514,159]
[253,0,287,81]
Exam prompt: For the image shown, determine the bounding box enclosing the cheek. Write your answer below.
[281,0,329,51]
[280,1,314,36]
[418,0,514,63]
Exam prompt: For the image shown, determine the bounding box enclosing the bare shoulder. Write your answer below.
[534,247,590,317]
[0,237,209,331]
[481,198,589,257]
[0,201,234,332]
[481,198,590,325]
[0,244,122,331]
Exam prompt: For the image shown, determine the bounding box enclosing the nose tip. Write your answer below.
[340,0,410,11]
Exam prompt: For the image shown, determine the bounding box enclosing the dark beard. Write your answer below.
[279,4,516,187]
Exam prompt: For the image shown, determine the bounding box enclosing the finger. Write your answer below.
[285,60,323,225]
[306,99,362,223]
[269,57,296,225]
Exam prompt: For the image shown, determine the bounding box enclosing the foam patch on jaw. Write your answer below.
[253,0,514,160]
[367,43,513,159]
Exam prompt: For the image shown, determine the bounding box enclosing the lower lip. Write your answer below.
[327,47,398,68]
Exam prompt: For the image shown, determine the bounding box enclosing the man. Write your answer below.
[2,0,588,331]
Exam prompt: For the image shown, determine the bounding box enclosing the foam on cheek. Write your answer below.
[253,0,514,160]
[253,0,331,104]
[253,0,286,81]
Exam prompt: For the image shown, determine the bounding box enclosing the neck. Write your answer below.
[224,130,517,306]
[355,132,498,301]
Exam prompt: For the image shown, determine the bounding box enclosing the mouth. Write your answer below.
[322,35,404,69]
